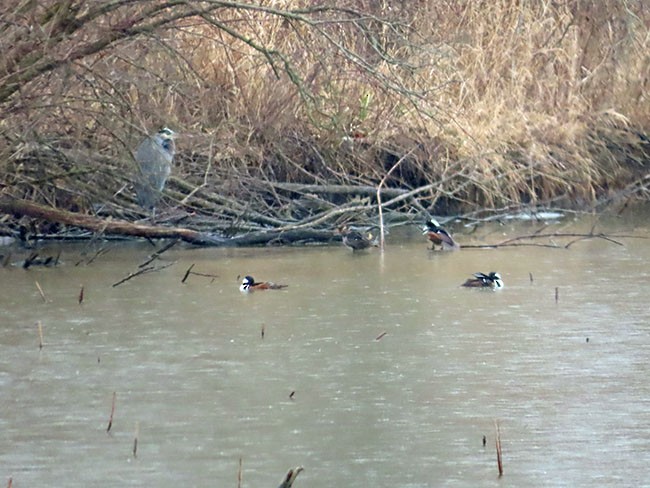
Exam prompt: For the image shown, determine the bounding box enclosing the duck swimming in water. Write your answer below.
[239,275,288,293]
[461,272,504,289]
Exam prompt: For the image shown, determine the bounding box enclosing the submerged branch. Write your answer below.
[461,231,647,250]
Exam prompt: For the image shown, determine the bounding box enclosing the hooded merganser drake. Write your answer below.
[462,272,504,289]
[239,275,288,293]
[422,218,459,250]
[337,225,378,251]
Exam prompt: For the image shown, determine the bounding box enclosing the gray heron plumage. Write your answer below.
[134,127,177,213]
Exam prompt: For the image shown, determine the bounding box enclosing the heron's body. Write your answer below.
[134,127,176,212]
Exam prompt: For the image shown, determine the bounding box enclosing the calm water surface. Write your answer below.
[1,213,649,487]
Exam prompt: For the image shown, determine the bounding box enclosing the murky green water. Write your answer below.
[1,211,649,487]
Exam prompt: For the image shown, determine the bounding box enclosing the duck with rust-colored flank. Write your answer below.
[239,275,288,293]
[337,225,378,251]
[462,272,504,289]
[422,217,459,250]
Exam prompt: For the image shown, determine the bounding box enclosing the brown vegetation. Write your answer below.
[0,1,648,243]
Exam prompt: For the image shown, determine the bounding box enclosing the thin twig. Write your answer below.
[35,280,47,302]
[181,264,195,283]
[133,421,139,458]
[138,239,179,268]
[37,321,44,350]
[495,420,503,477]
[237,456,243,488]
[377,149,415,251]
[107,392,116,433]
[112,262,174,287]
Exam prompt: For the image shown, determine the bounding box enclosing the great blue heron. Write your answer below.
[134,127,177,213]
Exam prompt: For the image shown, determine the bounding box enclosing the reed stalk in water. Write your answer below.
[37,321,43,350]
[495,420,503,477]
[35,281,46,303]
[237,456,243,488]
[106,392,116,433]
[133,421,139,458]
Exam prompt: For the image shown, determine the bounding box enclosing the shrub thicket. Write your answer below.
[0,1,648,235]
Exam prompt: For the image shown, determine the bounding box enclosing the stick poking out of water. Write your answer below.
[495,420,503,477]
[376,151,413,251]
[555,287,559,303]
[133,421,139,458]
[181,264,194,283]
[37,321,44,350]
[237,456,243,488]
[375,331,388,341]
[78,284,84,304]
[106,392,116,433]
[35,280,47,302]
[277,467,304,488]
[181,263,219,283]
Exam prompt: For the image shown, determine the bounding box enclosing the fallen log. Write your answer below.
[0,197,225,245]
[0,197,337,246]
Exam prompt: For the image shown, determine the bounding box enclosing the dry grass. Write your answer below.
[0,0,648,226]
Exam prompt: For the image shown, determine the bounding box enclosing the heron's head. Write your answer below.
[157,127,177,143]
[158,127,177,139]
[154,127,177,155]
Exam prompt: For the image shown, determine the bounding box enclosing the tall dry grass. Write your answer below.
[0,0,648,220]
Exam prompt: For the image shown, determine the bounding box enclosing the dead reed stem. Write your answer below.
[37,321,43,350]
[495,420,503,477]
[181,264,194,283]
[133,421,139,458]
[35,281,46,303]
[106,392,116,433]
[376,150,413,251]
[78,285,84,304]
[375,331,387,341]
[237,456,242,488]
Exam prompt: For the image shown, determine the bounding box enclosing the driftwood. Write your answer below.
[0,197,341,246]
[277,467,303,488]
[0,198,225,245]
[112,262,175,287]
[460,231,646,249]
